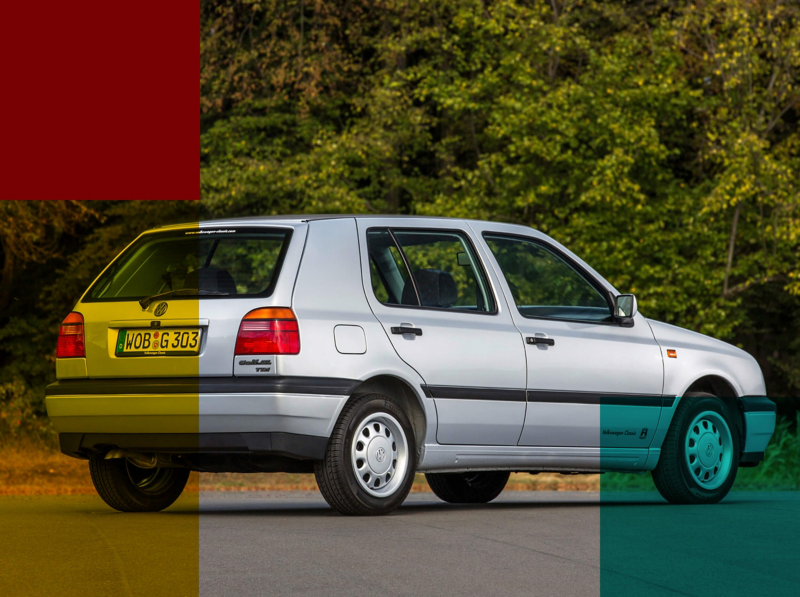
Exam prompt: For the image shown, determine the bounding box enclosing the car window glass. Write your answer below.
[367,230,412,305]
[207,236,286,295]
[484,234,611,322]
[389,230,495,312]
[87,229,290,301]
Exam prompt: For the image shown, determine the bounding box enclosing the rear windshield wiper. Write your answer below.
[139,289,229,309]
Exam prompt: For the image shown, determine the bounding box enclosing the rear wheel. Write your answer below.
[652,393,740,504]
[314,393,416,515]
[88,455,189,512]
[425,471,510,504]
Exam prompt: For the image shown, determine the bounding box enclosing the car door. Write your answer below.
[473,224,664,449]
[356,218,527,446]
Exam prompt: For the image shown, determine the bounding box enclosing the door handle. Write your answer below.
[526,336,554,346]
[391,326,423,336]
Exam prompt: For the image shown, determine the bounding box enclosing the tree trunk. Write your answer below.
[723,203,741,296]
[0,236,15,311]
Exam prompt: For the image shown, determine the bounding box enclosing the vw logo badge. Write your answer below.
[376,447,386,463]
[154,302,169,317]
[705,443,714,457]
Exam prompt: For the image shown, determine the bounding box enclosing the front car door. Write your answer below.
[356,218,527,446]
[471,222,665,450]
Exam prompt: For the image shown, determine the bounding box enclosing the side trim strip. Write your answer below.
[528,390,671,407]
[421,385,671,407]
[46,376,361,397]
[421,385,527,402]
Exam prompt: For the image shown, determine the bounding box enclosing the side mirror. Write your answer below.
[614,294,638,322]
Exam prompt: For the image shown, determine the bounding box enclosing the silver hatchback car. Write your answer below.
[46,215,776,514]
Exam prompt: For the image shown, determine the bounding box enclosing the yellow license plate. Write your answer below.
[115,328,201,356]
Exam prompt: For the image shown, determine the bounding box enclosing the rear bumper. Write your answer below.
[59,432,328,460]
[46,376,358,458]
[738,396,777,467]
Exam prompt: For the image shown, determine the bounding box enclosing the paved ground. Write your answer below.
[199,491,600,597]
[2,490,798,596]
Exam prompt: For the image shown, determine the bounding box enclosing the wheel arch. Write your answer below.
[647,374,745,470]
[682,374,745,446]
[349,374,428,460]
[683,374,738,399]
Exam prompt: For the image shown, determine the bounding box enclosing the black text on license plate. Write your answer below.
[116,329,201,356]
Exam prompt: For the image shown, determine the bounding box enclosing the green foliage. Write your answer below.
[1,1,800,446]
[199,0,800,400]
[0,380,55,445]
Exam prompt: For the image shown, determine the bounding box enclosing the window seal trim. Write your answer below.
[387,229,422,307]
[82,227,294,303]
[481,231,622,326]
[366,226,499,317]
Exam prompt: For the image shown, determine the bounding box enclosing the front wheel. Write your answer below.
[88,455,189,512]
[314,393,416,515]
[652,393,740,504]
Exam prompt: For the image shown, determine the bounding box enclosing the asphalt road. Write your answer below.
[2,490,798,597]
[199,491,601,597]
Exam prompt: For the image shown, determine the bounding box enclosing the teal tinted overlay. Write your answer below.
[600,399,800,596]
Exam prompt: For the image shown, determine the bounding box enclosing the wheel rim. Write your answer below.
[350,412,409,498]
[125,461,175,495]
[684,410,734,490]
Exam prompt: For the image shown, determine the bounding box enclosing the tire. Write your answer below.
[88,455,190,512]
[314,393,416,516]
[425,471,510,504]
[652,392,740,504]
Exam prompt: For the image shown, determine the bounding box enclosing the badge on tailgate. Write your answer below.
[235,357,275,375]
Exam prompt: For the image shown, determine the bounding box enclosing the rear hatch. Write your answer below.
[75,223,304,378]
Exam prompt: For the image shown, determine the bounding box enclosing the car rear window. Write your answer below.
[85,227,292,302]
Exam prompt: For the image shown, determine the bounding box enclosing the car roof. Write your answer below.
[157,214,535,233]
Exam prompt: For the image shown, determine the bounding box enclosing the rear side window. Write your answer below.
[484,234,611,322]
[85,228,292,302]
[367,228,495,313]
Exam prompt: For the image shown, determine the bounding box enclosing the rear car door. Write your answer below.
[473,225,664,450]
[357,218,528,446]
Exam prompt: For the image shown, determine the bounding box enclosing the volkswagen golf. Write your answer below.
[45,216,776,515]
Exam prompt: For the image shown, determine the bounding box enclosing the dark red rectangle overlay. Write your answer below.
[1,2,199,200]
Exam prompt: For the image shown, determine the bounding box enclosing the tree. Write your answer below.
[0,201,99,311]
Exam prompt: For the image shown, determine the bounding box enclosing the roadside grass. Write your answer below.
[0,437,96,496]
[0,438,600,495]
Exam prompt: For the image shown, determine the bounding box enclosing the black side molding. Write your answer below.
[528,390,671,407]
[59,432,329,461]
[420,385,672,407]
[46,376,361,397]
[421,385,527,402]
[738,396,777,413]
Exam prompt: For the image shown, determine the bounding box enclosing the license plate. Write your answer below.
[115,328,201,356]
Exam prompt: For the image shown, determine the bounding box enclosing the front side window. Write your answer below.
[86,228,291,301]
[484,234,611,322]
[367,229,495,313]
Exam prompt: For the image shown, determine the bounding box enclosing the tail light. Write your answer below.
[57,312,85,358]
[235,308,300,355]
